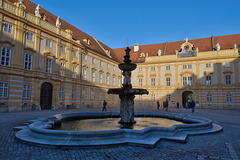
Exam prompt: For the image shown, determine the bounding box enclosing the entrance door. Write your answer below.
[40,82,52,110]
[182,91,193,107]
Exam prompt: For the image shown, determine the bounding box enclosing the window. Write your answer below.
[226,94,232,102]
[26,32,34,41]
[1,47,11,66]
[73,50,77,57]
[113,77,115,86]
[3,22,13,34]
[24,53,32,70]
[183,77,187,86]
[166,77,171,86]
[92,57,95,63]
[60,62,65,76]
[100,60,103,66]
[0,82,8,98]
[225,75,231,85]
[60,46,66,53]
[91,92,94,100]
[206,76,211,85]
[183,65,187,69]
[91,71,95,82]
[82,90,85,99]
[206,63,211,68]
[45,58,52,73]
[83,69,86,80]
[107,63,109,68]
[151,67,155,71]
[46,39,52,47]
[188,64,192,69]
[225,62,230,67]
[207,94,212,102]
[72,89,76,100]
[22,84,31,98]
[59,88,64,99]
[151,94,155,101]
[82,54,86,60]
[166,66,170,70]
[72,66,77,78]
[113,66,115,71]
[151,78,155,86]
[99,73,103,83]
[106,75,109,85]
[139,95,142,101]
[139,67,142,72]
[188,77,192,86]
[139,78,143,87]
[166,94,171,101]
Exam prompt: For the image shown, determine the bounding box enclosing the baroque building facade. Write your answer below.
[0,0,239,112]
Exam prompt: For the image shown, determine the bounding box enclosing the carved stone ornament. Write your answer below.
[56,16,61,28]
[18,0,23,4]
[35,4,40,16]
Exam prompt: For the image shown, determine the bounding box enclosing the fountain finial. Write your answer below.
[124,47,131,63]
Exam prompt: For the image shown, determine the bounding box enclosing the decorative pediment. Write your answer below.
[0,40,15,47]
[82,64,87,69]
[180,70,194,76]
[164,73,172,77]
[72,61,79,65]
[223,70,233,74]
[43,49,55,58]
[177,38,197,58]
[91,67,96,71]
[106,71,110,75]
[112,74,116,78]
[204,71,213,75]
[139,52,145,58]
[24,47,36,53]
[59,56,68,62]
[99,69,104,73]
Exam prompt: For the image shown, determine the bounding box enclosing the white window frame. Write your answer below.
[113,77,115,86]
[166,66,170,70]
[166,94,171,101]
[91,71,95,82]
[139,95,142,101]
[82,54,86,60]
[3,22,13,34]
[60,45,66,53]
[107,63,109,68]
[0,82,8,98]
[92,57,95,63]
[139,67,142,72]
[59,88,64,99]
[183,77,187,86]
[207,94,212,102]
[83,69,87,80]
[151,78,155,86]
[225,62,231,67]
[82,90,85,99]
[139,78,143,87]
[46,39,52,47]
[45,58,52,73]
[100,60,103,66]
[72,66,77,78]
[206,63,211,68]
[188,64,192,69]
[73,50,77,57]
[226,94,232,102]
[225,75,231,85]
[106,75,110,85]
[166,77,171,86]
[23,84,31,98]
[1,47,11,66]
[206,76,211,85]
[151,94,155,101]
[26,32,34,41]
[188,76,192,86]
[151,67,155,71]
[24,53,32,70]
[99,73,103,83]
[183,65,187,69]
[91,91,94,100]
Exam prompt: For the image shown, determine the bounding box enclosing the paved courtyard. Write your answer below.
[0,106,239,160]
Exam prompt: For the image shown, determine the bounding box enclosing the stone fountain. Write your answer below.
[108,47,149,125]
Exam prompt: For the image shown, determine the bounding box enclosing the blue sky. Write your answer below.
[31,0,240,49]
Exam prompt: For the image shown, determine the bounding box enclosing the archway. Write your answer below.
[182,91,193,108]
[40,82,53,110]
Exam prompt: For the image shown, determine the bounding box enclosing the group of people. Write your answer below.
[157,99,195,113]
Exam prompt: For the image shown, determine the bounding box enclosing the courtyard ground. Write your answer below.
[0,106,239,160]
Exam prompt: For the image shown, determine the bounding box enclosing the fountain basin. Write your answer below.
[118,63,137,71]
[108,88,149,95]
[15,112,222,148]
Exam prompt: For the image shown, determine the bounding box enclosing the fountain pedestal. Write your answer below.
[108,47,148,125]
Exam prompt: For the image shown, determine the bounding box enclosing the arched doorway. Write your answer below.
[182,91,193,108]
[40,82,53,110]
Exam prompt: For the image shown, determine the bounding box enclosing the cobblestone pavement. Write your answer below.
[0,107,240,160]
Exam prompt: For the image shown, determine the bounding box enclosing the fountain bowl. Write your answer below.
[15,111,222,148]
[118,63,137,71]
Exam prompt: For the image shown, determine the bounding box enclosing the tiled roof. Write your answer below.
[6,0,240,64]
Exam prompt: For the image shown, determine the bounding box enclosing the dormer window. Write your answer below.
[83,38,90,45]
[106,49,110,54]
[140,52,145,58]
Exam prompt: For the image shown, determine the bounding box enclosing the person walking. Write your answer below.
[165,99,168,111]
[176,101,179,109]
[157,100,160,110]
[191,100,195,113]
[102,100,107,112]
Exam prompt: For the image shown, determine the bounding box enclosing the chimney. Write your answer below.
[134,43,139,52]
